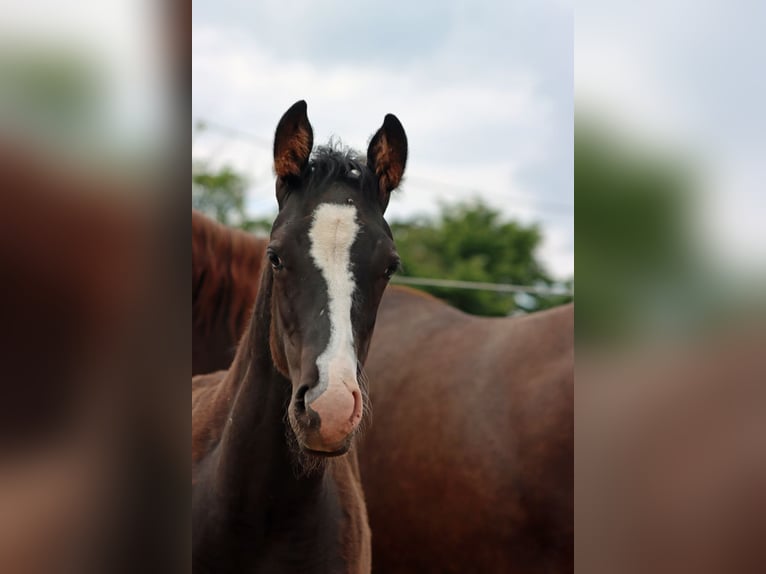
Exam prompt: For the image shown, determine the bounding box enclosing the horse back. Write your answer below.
[361,290,573,573]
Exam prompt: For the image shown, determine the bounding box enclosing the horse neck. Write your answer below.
[209,268,326,513]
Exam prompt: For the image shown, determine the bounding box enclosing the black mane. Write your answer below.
[302,142,379,202]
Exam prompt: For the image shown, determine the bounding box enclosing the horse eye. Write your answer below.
[384,261,399,280]
[268,251,283,270]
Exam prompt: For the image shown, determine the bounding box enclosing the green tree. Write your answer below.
[192,163,248,226]
[192,161,274,235]
[392,200,572,316]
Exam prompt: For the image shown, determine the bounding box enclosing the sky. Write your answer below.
[192,0,574,280]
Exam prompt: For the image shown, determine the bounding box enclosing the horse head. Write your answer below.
[267,100,407,455]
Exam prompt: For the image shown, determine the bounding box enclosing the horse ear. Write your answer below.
[367,114,408,211]
[273,100,314,183]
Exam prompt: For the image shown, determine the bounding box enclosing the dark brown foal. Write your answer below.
[192,101,408,573]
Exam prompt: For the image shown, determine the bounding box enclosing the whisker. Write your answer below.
[283,400,327,477]
[356,362,373,437]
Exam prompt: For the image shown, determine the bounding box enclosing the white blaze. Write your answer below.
[306,203,360,405]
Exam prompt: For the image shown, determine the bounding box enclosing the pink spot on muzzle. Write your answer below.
[307,383,362,449]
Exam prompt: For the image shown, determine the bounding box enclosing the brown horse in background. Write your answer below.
[192,210,268,375]
[191,205,574,572]
[192,101,409,573]
[361,288,573,573]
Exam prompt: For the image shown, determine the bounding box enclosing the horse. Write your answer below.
[191,100,409,573]
[191,206,574,572]
[192,210,268,375]
[359,288,573,573]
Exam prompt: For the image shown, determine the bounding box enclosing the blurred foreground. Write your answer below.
[576,1,766,570]
[0,2,187,573]
[576,119,766,574]
[577,124,766,573]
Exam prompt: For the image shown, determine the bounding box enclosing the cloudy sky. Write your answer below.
[193,0,573,279]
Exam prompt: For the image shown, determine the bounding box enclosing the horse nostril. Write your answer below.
[294,384,310,412]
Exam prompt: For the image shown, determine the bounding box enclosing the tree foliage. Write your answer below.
[392,200,572,316]
[192,163,248,226]
[192,161,274,235]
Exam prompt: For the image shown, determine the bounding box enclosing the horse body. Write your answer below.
[192,101,408,573]
[360,287,574,573]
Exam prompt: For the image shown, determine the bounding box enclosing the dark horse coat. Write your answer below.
[192,101,409,573]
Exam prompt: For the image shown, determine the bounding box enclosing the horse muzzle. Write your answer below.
[292,374,362,454]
